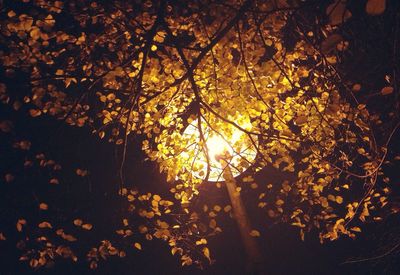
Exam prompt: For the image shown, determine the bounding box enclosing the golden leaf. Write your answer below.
[39,203,48,210]
[82,223,93,230]
[134,242,142,250]
[294,115,307,126]
[29,109,42,117]
[352,84,361,92]
[224,205,232,212]
[7,10,16,18]
[16,219,26,232]
[38,221,52,229]
[213,205,221,212]
[90,261,98,269]
[203,247,211,262]
[250,230,260,237]
[73,219,83,226]
[195,238,207,245]
[171,247,179,255]
[62,233,77,242]
[76,169,88,176]
[381,86,393,95]
[49,178,59,184]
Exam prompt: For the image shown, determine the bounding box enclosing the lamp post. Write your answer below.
[182,116,265,274]
[217,153,264,275]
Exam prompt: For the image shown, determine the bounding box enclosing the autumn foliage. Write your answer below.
[0,0,399,271]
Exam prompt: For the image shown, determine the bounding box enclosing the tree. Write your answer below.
[0,0,399,273]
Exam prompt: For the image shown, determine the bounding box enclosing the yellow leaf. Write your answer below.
[38,221,52,229]
[90,261,97,269]
[381,86,393,95]
[213,205,221,212]
[154,31,166,43]
[76,168,88,176]
[350,227,361,232]
[106,93,116,101]
[294,115,307,126]
[250,230,260,237]
[223,205,232,212]
[82,223,93,230]
[30,27,41,40]
[352,84,361,92]
[73,219,83,226]
[7,10,16,17]
[99,95,107,102]
[357,148,366,154]
[30,259,39,268]
[157,220,169,229]
[153,194,161,201]
[195,238,207,245]
[171,247,179,255]
[203,247,211,262]
[16,219,26,232]
[29,109,42,117]
[39,203,48,210]
[55,69,64,76]
[62,233,77,242]
[50,178,59,185]
[336,196,343,204]
[181,255,193,266]
[134,242,142,250]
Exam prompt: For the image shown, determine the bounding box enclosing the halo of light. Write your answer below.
[182,116,258,182]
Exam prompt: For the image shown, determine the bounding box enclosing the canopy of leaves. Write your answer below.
[0,0,399,271]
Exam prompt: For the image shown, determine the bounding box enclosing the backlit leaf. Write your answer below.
[381,86,393,95]
[38,221,52,229]
[134,242,142,250]
[250,230,260,237]
[82,223,93,230]
[202,247,211,262]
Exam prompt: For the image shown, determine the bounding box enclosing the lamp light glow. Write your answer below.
[182,116,258,182]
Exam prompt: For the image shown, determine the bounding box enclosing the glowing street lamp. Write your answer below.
[182,115,257,182]
[182,115,264,273]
